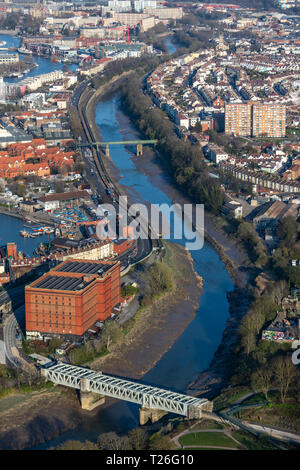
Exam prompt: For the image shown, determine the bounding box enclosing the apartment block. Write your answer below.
[225,102,252,136]
[252,103,286,138]
[225,102,286,138]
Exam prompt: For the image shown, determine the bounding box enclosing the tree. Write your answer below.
[272,356,297,403]
[55,440,98,450]
[101,320,123,351]
[54,180,66,193]
[144,261,173,296]
[239,313,257,355]
[0,178,5,192]
[193,121,202,133]
[97,432,131,450]
[128,427,149,450]
[251,366,272,401]
[278,216,298,247]
[149,433,174,450]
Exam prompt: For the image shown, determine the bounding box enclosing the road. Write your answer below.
[3,307,23,368]
[244,422,300,444]
[0,285,25,306]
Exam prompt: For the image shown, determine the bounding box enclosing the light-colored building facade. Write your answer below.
[225,102,252,136]
[252,103,286,138]
[225,102,286,138]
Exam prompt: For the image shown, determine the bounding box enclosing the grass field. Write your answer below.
[179,432,238,448]
[193,420,224,430]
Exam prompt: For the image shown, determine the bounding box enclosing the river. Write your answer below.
[163,36,180,55]
[0,213,52,256]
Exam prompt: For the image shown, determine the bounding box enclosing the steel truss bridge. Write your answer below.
[79,140,158,146]
[41,362,209,417]
[79,140,157,157]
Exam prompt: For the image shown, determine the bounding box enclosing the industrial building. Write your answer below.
[25,259,121,339]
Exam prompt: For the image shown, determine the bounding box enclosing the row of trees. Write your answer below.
[251,356,297,404]
[55,428,173,451]
[91,55,165,91]
[0,363,43,396]
[231,277,299,404]
[120,74,225,213]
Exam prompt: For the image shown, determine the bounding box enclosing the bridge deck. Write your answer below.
[42,362,209,417]
[79,140,157,146]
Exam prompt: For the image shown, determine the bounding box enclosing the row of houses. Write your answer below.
[220,162,300,194]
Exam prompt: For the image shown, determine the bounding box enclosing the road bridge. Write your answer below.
[79,140,158,157]
[41,362,212,422]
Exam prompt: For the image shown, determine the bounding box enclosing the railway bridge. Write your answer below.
[41,362,212,424]
[79,140,158,157]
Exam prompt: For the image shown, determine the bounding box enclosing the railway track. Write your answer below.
[77,86,117,197]
[73,81,154,264]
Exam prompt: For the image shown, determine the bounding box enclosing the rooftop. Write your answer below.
[34,275,91,291]
[56,260,111,275]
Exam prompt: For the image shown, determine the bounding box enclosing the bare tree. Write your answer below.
[251,366,272,401]
[272,356,297,403]
[128,427,149,450]
[239,313,257,355]
[101,321,123,352]
[97,432,131,450]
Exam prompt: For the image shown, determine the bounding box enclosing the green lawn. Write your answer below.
[183,447,233,450]
[179,432,238,448]
[193,420,224,430]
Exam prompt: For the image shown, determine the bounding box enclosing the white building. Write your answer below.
[20,93,46,109]
[134,0,157,12]
[0,53,19,65]
[107,0,132,11]
[19,70,64,92]
[208,144,229,164]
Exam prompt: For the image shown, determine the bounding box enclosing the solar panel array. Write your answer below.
[34,275,86,291]
[57,261,110,275]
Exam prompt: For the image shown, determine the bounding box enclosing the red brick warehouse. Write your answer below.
[25,259,121,338]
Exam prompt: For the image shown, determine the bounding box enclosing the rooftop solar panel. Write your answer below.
[57,261,110,275]
[34,275,89,291]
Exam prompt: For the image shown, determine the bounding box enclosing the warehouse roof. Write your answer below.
[34,275,91,291]
[37,190,90,203]
[57,260,111,275]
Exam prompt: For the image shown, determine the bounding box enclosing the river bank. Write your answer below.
[0,388,86,450]
[90,241,203,378]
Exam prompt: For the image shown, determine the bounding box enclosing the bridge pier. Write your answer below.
[80,391,105,411]
[136,144,143,157]
[139,407,168,425]
[79,377,105,411]
[105,144,110,157]
[188,401,213,419]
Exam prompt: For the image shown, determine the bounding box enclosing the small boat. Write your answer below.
[17,47,33,55]
[0,41,6,46]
